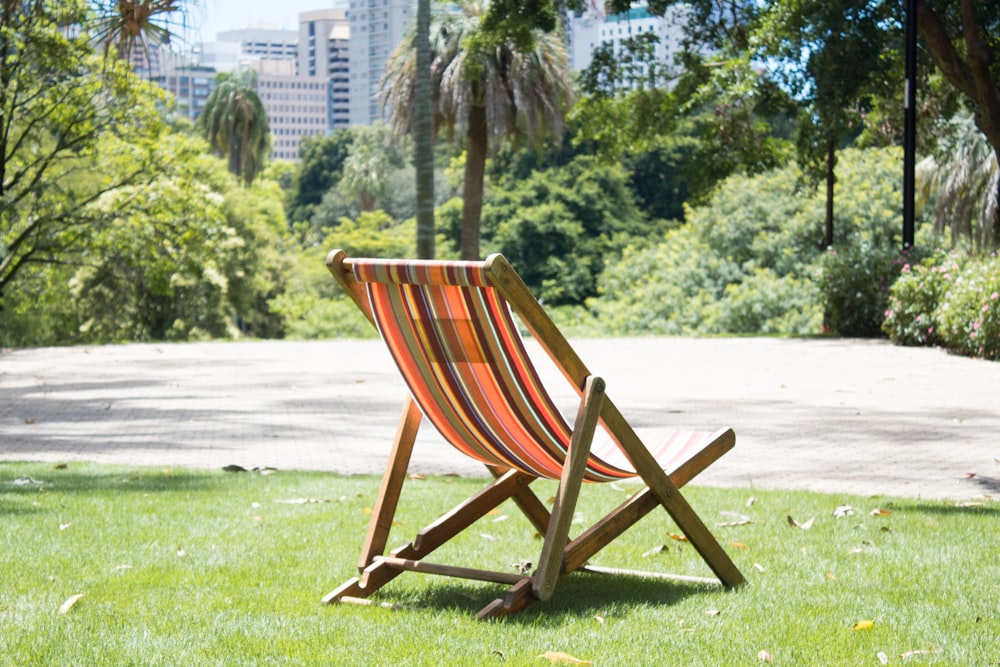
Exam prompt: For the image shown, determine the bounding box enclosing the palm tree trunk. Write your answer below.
[461,103,488,261]
[414,0,435,260]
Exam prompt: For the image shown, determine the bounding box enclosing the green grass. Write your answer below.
[1,462,998,666]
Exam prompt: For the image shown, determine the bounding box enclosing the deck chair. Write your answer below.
[323,250,744,618]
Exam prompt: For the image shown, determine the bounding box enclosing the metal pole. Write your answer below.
[902,0,917,249]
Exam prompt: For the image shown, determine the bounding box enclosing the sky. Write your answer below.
[193,0,345,41]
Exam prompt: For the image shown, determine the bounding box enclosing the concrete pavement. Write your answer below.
[2,337,998,501]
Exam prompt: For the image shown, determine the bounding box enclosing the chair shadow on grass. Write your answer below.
[374,571,719,623]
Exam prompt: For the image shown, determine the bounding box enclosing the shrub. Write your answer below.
[819,241,912,337]
[882,249,965,346]
[936,255,1000,360]
[704,268,823,335]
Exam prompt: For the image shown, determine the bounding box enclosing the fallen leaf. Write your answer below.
[853,620,875,631]
[537,651,592,665]
[58,594,83,614]
[957,501,983,508]
[59,522,72,531]
[492,514,509,523]
[408,473,426,481]
[480,533,497,542]
[255,467,277,476]
[825,571,837,580]
[668,533,688,542]
[847,548,863,554]
[729,540,748,549]
[757,649,774,662]
[746,496,758,507]
[705,609,721,616]
[176,547,186,557]
[870,508,892,516]
[900,648,942,659]
[719,511,752,525]
[753,562,766,572]
[222,465,248,473]
[877,651,889,665]
[788,515,815,530]
[833,505,855,518]
[54,463,67,470]
[275,498,332,504]
[642,545,669,557]
[594,614,604,624]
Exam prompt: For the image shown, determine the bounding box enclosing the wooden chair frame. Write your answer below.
[323,250,744,618]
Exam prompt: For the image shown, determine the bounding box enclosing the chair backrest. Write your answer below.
[342,255,633,482]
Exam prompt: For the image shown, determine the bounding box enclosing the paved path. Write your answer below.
[2,338,998,501]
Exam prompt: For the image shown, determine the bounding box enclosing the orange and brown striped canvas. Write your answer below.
[351,258,710,483]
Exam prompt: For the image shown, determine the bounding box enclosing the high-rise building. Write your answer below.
[347,0,412,126]
[298,10,351,130]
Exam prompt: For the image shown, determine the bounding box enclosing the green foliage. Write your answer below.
[286,130,354,224]
[579,148,908,338]
[936,255,1000,360]
[269,212,417,340]
[479,155,652,305]
[0,0,167,303]
[818,243,908,337]
[198,70,270,186]
[882,249,964,347]
[704,268,822,335]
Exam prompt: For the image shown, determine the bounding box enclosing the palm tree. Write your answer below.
[380,0,573,260]
[340,126,394,211]
[414,0,436,259]
[92,1,198,70]
[199,70,271,187]
[918,113,1000,251]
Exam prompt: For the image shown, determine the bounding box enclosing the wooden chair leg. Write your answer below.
[607,408,745,587]
[533,375,606,602]
[359,398,422,570]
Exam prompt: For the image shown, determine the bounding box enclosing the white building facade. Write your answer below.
[347,0,412,125]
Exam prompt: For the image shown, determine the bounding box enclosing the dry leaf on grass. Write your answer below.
[787,515,815,530]
[537,650,592,665]
[668,533,688,542]
[753,562,766,572]
[58,594,83,614]
[757,649,774,662]
[275,498,334,504]
[642,545,669,557]
[728,540,748,549]
[833,505,855,518]
[900,648,942,659]
[877,651,889,665]
[705,608,721,617]
[870,508,892,516]
[853,620,875,631]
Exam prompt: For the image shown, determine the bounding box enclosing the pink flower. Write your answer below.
[991,292,999,300]
[984,305,990,313]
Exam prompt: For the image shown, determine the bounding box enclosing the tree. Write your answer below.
[92,0,199,68]
[338,123,402,212]
[199,69,270,187]
[758,0,895,248]
[287,130,354,225]
[918,113,999,250]
[379,0,573,260]
[414,0,436,259]
[917,0,1000,246]
[1,1,166,304]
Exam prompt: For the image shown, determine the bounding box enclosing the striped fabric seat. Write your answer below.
[352,258,710,482]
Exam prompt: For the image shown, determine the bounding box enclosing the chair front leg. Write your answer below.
[533,375,606,602]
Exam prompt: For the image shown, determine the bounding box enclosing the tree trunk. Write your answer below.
[461,103,488,261]
[825,137,836,248]
[414,0,435,260]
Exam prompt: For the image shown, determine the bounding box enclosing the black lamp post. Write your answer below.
[902,0,917,250]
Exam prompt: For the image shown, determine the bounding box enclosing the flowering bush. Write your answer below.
[882,249,965,346]
[937,255,1000,360]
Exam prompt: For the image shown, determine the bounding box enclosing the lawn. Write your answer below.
[1,461,997,666]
